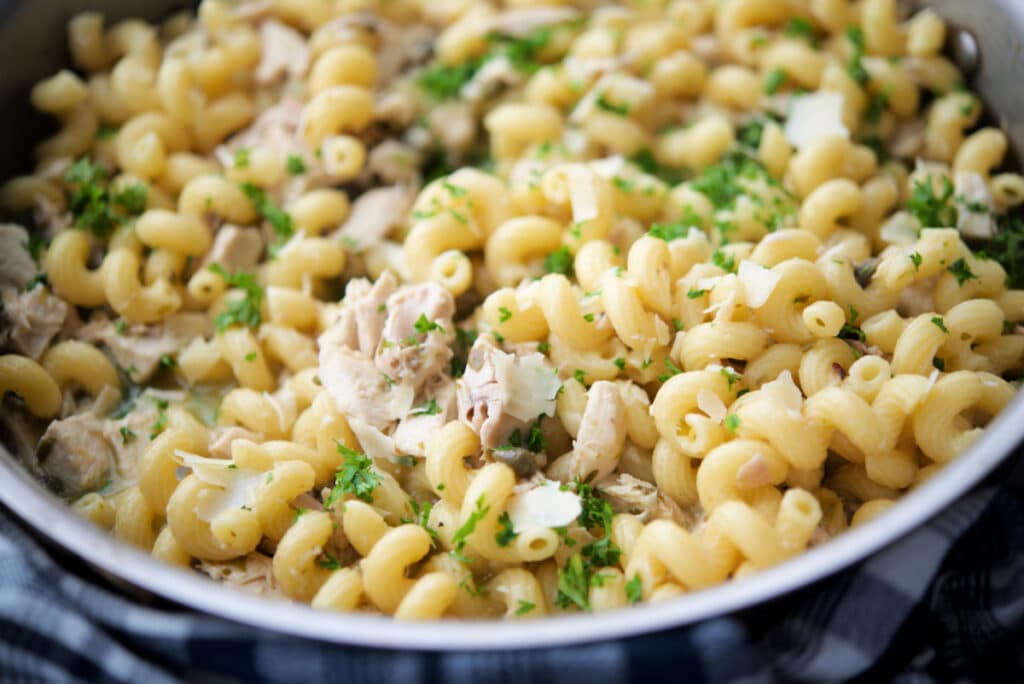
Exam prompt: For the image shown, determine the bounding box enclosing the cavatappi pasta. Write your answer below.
[0,0,1021,620]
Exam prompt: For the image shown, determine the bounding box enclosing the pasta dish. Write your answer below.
[0,0,1021,620]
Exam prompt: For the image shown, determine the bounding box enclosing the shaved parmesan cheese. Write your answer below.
[589,155,627,179]
[347,417,397,465]
[494,351,561,421]
[567,165,600,224]
[954,171,997,239]
[925,368,940,393]
[880,212,921,245]
[173,450,265,523]
[761,370,804,412]
[506,480,581,529]
[696,276,723,291]
[697,389,727,423]
[738,261,781,309]
[784,92,849,150]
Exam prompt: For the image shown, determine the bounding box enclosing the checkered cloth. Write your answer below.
[1,454,1021,684]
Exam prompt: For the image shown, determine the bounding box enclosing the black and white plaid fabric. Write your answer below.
[1,453,1021,684]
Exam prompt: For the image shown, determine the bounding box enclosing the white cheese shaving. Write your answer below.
[505,480,582,529]
[347,417,397,464]
[696,276,722,291]
[954,171,997,239]
[589,155,627,179]
[493,350,561,421]
[567,165,600,224]
[738,260,781,309]
[761,370,804,412]
[173,450,265,523]
[697,389,728,423]
[784,91,849,150]
[879,212,921,245]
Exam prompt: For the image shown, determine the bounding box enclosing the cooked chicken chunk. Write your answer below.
[375,282,455,388]
[334,186,413,251]
[198,553,283,598]
[392,380,456,457]
[569,381,627,481]
[0,224,38,290]
[456,335,561,448]
[256,19,310,84]
[37,413,113,497]
[200,225,264,273]
[1,285,69,359]
[79,313,211,382]
[597,473,659,519]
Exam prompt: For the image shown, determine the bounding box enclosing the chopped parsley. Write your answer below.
[783,17,817,44]
[417,25,560,101]
[614,357,626,371]
[410,398,442,416]
[724,413,741,434]
[865,90,890,125]
[401,500,439,544]
[763,68,787,95]
[543,245,575,276]
[24,234,48,265]
[712,249,737,273]
[556,553,592,611]
[946,257,977,286]
[931,316,948,333]
[498,306,513,323]
[159,354,176,369]
[907,176,957,228]
[687,288,708,299]
[316,553,341,570]
[649,206,703,242]
[244,351,257,362]
[844,27,870,85]
[233,148,250,168]
[838,322,866,342]
[208,263,263,331]
[515,600,536,616]
[414,314,445,336]
[984,214,1024,288]
[451,328,478,377]
[325,443,380,506]
[629,148,686,186]
[909,252,923,271]
[573,368,587,386]
[582,312,595,323]
[64,157,148,237]
[24,273,48,291]
[240,182,293,242]
[149,398,169,440]
[119,426,136,445]
[657,358,683,383]
[612,177,635,193]
[286,155,306,175]
[495,512,518,547]
[625,574,643,604]
[451,494,491,562]
[538,341,551,354]
[595,92,630,116]
[721,367,742,390]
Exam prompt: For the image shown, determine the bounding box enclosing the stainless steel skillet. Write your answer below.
[0,0,1021,652]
